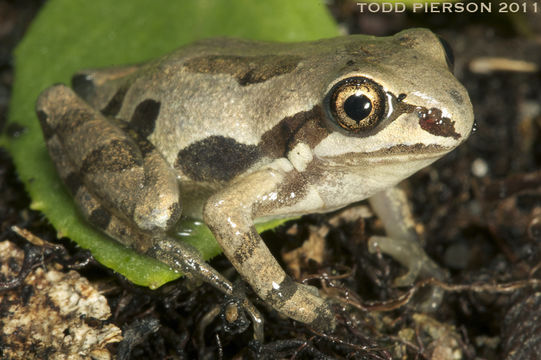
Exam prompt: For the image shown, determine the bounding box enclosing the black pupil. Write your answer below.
[343,93,372,122]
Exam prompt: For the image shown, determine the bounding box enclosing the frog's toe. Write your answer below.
[309,302,336,332]
[392,266,422,287]
[368,235,439,285]
[368,235,448,311]
[265,277,335,332]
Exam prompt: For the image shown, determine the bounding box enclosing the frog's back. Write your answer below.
[69,38,332,186]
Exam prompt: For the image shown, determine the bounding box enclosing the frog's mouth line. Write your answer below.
[323,143,452,166]
[369,143,450,155]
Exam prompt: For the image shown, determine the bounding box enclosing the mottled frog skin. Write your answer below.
[36,28,473,337]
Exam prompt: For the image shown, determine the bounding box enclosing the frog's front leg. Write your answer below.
[203,166,335,331]
[368,187,447,310]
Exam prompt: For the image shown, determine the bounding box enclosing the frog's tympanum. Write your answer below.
[36,29,473,338]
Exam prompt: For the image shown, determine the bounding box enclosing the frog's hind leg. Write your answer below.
[36,84,264,340]
[37,84,180,234]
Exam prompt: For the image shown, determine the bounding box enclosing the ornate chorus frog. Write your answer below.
[36,28,473,337]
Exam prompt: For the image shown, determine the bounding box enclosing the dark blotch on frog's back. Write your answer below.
[100,85,130,117]
[175,136,261,182]
[129,99,160,138]
[184,54,302,86]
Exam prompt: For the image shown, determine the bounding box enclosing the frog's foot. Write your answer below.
[264,275,335,331]
[368,235,445,286]
[148,235,264,341]
[368,235,446,311]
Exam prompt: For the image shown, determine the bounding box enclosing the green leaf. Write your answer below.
[2,0,338,288]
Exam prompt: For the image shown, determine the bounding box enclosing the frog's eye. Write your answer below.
[327,77,386,133]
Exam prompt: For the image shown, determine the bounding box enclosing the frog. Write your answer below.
[35,28,474,339]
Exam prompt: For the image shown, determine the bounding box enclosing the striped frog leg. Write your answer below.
[203,166,335,331]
